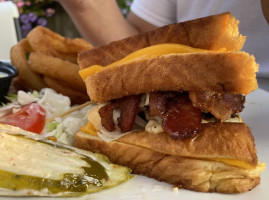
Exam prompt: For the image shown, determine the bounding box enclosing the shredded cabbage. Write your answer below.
[38,88,71,119]
[17,91,39,105]
[55,123,63,139]
[43,103,95,145]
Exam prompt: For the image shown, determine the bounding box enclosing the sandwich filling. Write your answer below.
[82,91,245,140]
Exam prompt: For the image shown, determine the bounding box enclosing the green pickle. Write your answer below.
[0,128,132,196]
[0,155,108,194]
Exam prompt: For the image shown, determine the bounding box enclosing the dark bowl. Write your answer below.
[0,61,18,103]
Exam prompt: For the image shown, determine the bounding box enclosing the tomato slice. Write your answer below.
[0,103,46,134]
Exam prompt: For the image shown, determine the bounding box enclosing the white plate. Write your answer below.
[1,88,269,200]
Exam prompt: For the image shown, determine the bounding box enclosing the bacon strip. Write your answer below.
[98,95,141,133]
[99,103,116,132]
[189,91,245,121]
[149,92,202,139]
[99,91,245,140]
[117,95,141,132]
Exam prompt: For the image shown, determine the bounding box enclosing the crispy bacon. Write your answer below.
[98,95,141,133]
[117,95,141,132]
[149,92,178,117]
[99,90,245,140]
[149,92,202,139]
[99,103,116,132]
[189,91,245,121]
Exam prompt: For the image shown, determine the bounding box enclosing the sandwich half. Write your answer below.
[75,12,265,193]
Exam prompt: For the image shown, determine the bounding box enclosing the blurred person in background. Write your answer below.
[56,0,269,77]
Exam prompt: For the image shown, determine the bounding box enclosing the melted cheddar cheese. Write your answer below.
[79,43,227,80]
[80,122,98,136]
[207,158,256,170]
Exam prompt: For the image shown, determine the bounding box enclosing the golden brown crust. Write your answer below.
[27,26,92,63]
[10,39,47,91]
[29,52,86,92]
[75,122,260,193]
[117,122,258,165]
[78,12,245,68]
[85,52,258,102]
[27,26,61,58]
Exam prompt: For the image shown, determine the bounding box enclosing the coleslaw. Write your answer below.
[0,88,96,145]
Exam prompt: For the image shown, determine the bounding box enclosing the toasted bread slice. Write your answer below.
[78,12,245,69]
[85,52,258,102]
[75,122,264,193]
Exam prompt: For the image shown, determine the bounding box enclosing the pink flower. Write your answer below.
[16,2,25,8]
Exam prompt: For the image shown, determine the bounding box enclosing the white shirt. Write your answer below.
[131,0,269,77]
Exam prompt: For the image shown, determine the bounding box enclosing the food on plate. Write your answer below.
[10,38,46,91]
[29,53,86,92]
[27,26,92,63]
[0,103,46,134]
[10,26,92,104]
[0,88,93,145]
[0,124,131,197]
[0,90,131,196]
[75,12,265,193]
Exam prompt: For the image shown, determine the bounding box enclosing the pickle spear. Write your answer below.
[0,124,132,197]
